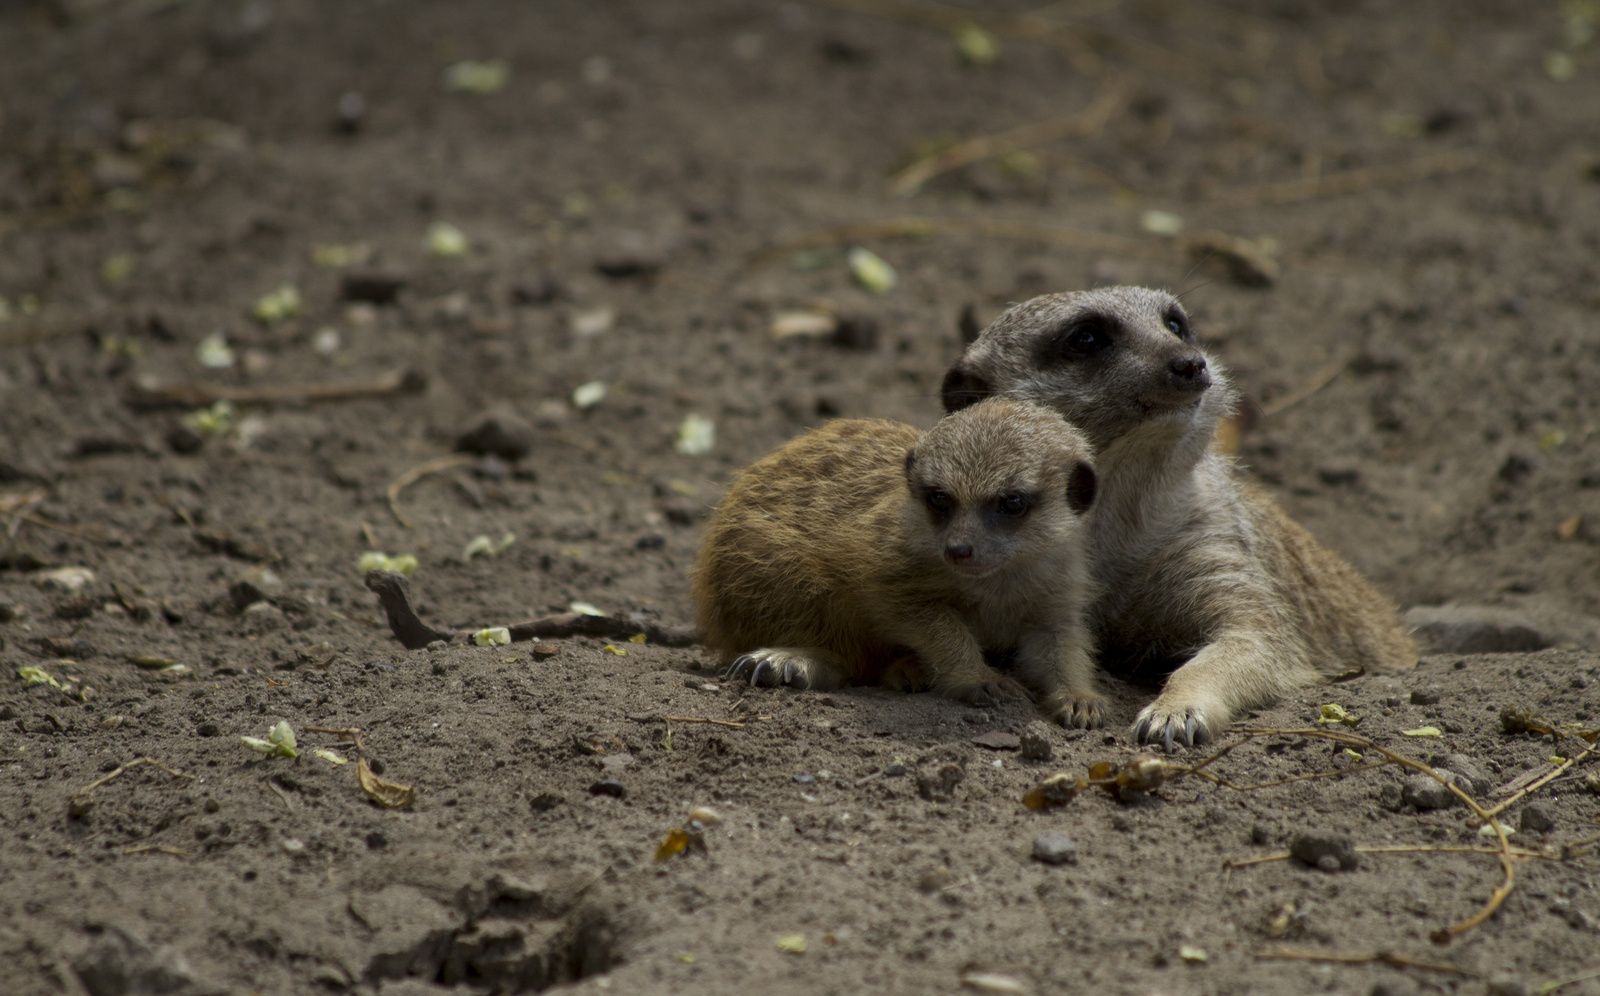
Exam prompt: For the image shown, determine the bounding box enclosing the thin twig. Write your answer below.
[1259,357,1349,417]
[386,453,476,528]
[122,845,190,857]
[126,368,426,410]
[74,757,195,798]
[1540,966,1600,995]
[887,76,1130,196]
[1237,727,1515,945]
[1257,946,1473,976]
[263,778,295,811]
[1484,743,1598,819]
[1206,152,1479,209]
[661,716,748,729]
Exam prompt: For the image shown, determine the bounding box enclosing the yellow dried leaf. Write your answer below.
[1022,772,1086,810]
[776,933,807,954]
[357,757,415,808]
[1401,727,1443,738]
[628,633,647,643]
[18,667,62,689]
[1316,703,1361,727]
[1179,944,1208,963]
[603,644,627,656]
[314,749,349,765]
[655,827,691,861]
[847,247,896,294]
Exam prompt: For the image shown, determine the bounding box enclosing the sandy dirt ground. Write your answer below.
[2,1,1600,994]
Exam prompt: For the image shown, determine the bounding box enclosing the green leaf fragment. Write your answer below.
[251,283,302,323]
[427,222,470,258]
[674,413,716,456]
[18,667,62,688]
[194,332,236,369]
[572,381,607,410]
[954,25,998,65]
[314,748,349,765]
[442,59,510,94]
[358,551,418,575]
[243,721,298,758]
[847,247,896,294]
[474,627,511,647]
[464,531,516,560]
[1401,727,1443,738]
[1316,703,1361,727]
[775,933,807,954]
[1179,944,1208,963]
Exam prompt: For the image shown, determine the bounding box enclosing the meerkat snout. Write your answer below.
[1167,354,1210,391]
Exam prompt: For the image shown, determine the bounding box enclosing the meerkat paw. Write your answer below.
[943,677,1026,708]
[1048,695,1106,730]
[724,647,844,691]
[880,656,931,694]
[1132,701,1214,751]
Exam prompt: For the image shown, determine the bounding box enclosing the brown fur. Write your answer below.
[692,398,1104,725]
[942,286,1416,747]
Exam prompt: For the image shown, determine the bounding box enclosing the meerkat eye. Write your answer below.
[996,494,1030,517]
[925,490,953,513]
[1164,310,1190,338]
[1059,320,1111,357]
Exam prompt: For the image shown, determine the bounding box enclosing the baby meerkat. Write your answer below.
[942,287,1417,749]
[692,398,1104,726]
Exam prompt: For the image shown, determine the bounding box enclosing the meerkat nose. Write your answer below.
[1168,355,1211,391]
[945,543,974,562]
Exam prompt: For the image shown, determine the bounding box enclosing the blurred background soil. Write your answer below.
[1,1,1599,994]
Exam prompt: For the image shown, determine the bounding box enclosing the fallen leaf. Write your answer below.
[427,221,470,258]
[769,309,837,340]
[251,283,302,324]
[628,632,648,643]
[474,627,511,647]
[18,667,62,689]
[442,58,510,94]
[572,380,607,409]
[847,247,896,294]
[358,757,416,808]
[241,720,298,758]
[1558,514,1583,541]
[1316,703,1362,728]
[655,827,691,861]
[1179,944,1208,963]
[954,24,998,65]
[603,644,627,656]
[570,601,605,616]
[776,933,807,954]
[1022,772,1087,810]
[1401,727,1443,738]
[674,413,716,456]
[314,749,349,765]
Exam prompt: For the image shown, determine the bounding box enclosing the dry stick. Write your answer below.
[1236,727,1515,945]
[887,76,1130,196]
[1257,946,1473,977]
[1228,843,1550,871]
[1206,151,1479,210]
[74,757,195,799]
[387,453,477,528]
[1484,743,1599,819]
[263,778,295,811]
[126,368,427,410]
[123,845,190,857]
[1540,967,1600,995]
[660,716,747,729]
[808,0,1220,84]
[1258,357,1349,418]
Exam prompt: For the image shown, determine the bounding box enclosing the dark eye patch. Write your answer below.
[1038,313,1120,366]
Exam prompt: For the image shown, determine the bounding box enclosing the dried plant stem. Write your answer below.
[659,716,748,729]
[1206,152,1479,209]
[1484,743,1598,819]
[1234,727,1514,945]
[887,76,1129,196]
[387,453,476,528]
[74,757,194,800]
[1257,946,1473,976]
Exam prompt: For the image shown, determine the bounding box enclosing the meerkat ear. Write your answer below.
[940,364,991,413]
[1065,461,1097,514]
[903,448,917,480]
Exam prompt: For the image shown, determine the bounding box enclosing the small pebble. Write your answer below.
[1031,832,1078,866]
[281,838,305,855]
[588,779,626,799]
[1402,773,1459,810]
[1410,688,1440,706]
[1487,973,1530,996]
[792,773,816,785]
[1519,801,1556,833]
[1018,722,1053,762]
[366,831,388,850]
[883,763,907,778]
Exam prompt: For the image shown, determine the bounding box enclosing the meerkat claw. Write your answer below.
[725,654,758,682]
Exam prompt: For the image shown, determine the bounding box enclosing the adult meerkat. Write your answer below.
[693,398,1105,727]
[940,287,1416,748]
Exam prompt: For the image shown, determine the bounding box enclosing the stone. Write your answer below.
[1401,772,1460,810]
[340,271,406,305]
[1031,832,1078,865]
[588,779,626,799]
[1018,722,1053,762]
[1437,754,1493,795]
[72,926,196,996]
[1409,688,1441,706]
[1289,830,1359,871]
[455,407,535,461]
[971,731,1021,751]
[1519,801,1556,833]
[1404,604,1552,655]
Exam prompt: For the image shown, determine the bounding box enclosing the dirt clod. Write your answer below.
[916,763,964,801]
[1289,830,1359,872]
[1401,773,1461,810]
[1031,832,1078,865]
[1018,722,1053,762]
[1519,802,1556,833]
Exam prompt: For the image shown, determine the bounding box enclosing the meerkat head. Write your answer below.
[902,398,1096,579]
[939,286,1233,453]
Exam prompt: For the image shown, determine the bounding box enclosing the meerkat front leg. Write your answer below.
[888,610,1022,707]
[1015,626,1104,729]
[725,647,849,691]
[1133,627,1316,750]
